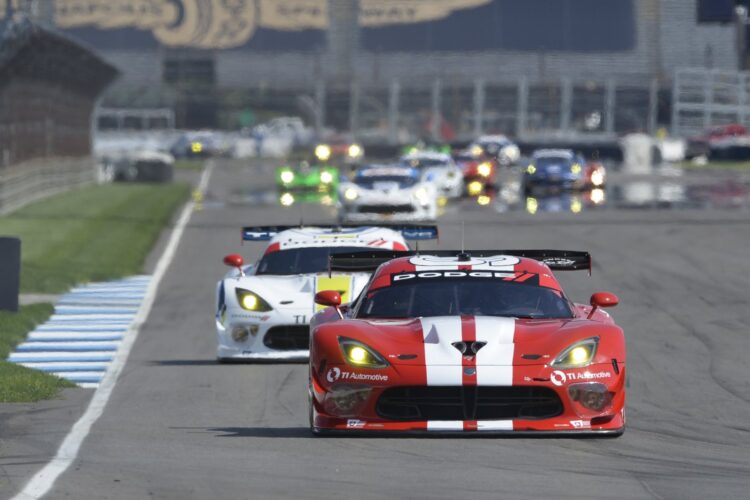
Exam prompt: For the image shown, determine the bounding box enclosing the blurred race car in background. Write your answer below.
[400,151,463,198]
[523,149,605,194]
[170,131,228,158]
[216,225,438,361]
[309,249,625,435]
[276,161,339,192]
[453,149,498,196]
[338,165,438,221]
[314,137,364,164]
[469,134,521,166]
[401,142,452,156]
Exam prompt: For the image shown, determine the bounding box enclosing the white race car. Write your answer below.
[338,165,438,221]
[215,224,438,361]
[470,134,521,166]
[400,151,463,198]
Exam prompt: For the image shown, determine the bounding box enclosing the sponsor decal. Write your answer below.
[347,419,366,429]
[393,270,517,282]
[326,367,389,383]
[541,257,576,267]
[550,370,567,386]
[570,420,591,429]
[294,314,307,324]
[409,255,520,268]
[232,313,271,321]
[551,369,612,386]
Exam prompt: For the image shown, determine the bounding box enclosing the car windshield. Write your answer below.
[535,157,572,168]
[357,278,573,319]
[354,176,417,189]
[402,158,448,168]
[256,246,390,275]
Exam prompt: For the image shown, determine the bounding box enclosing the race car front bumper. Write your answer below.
[309,363,626,435]
[217,314,310,361]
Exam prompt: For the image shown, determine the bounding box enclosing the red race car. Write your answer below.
[309,250,625,435]
[453,150,497,196]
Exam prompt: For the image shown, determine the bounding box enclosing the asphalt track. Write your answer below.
[14,161,750,499]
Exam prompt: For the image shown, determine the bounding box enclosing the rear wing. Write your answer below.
[241,224,438,242]
[329,250,591,274]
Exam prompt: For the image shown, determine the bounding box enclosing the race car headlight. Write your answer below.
[469,144,483,157]
[343,187,359,201]
[526,197,538,214]
[348,144,363,158]
[502,144,520,160]
[467,180,483,196]
[339,338,388,369]
[319,171,334,184]
[280,170,295,184]
[477,162,492,177]
[191,142,203,154]
[279,192,295,206]
[591,169,605,186]
[315,144,331,161]
[551,337,598,368]
[235,288,273,312]
[526,164,536,175]
[413,187,430,204]
[571,163,582,175]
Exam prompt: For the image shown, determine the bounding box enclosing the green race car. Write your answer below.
[276,163,339,191]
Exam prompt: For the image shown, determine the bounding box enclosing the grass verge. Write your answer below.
[0,304,75,402]
[0,182,190,293]
[681,160,750,171]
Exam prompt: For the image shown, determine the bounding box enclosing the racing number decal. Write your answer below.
[315,275,353,312]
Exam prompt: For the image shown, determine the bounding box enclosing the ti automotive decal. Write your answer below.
[326,367,389,383]
[550,370,612,386]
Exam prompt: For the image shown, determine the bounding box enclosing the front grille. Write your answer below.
[263,325,309,350]
[357,204,414,214]
[376,386,563,421]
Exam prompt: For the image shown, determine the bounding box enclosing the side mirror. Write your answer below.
[315,290,343,319]
[223,254,245,276]
[588,292,619,318]
[315,290,341,307]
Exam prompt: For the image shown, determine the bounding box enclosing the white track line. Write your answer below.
[12,161,213,500]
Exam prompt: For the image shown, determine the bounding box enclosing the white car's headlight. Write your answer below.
[477,162,492,177]
[344,187,359,201]
[502,144,520,161]
[413,187,430,204]
[235,288,273,312]
[280,170,295,184]
[551,337,598,368]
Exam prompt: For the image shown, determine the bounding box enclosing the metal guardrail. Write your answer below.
[0,159,96,215]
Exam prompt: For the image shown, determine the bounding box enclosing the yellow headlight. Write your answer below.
[551,338,598,368]
[477,195,491,206]
[571,198,582,214]
[526,197,538,214]
[241,294,258,310]
[315,144,331,161]
[280,170,294,184]
[467,181,483,196]
[569,346,589,364]
[344,188,358,201]
[349,346,368,363]
[191,142,203,153]
[470,144,483,157]
[320,171,334,184]
[477,162,492,177]
[348,144,362,158]
[571,163,582,174]
[527,164,536,175]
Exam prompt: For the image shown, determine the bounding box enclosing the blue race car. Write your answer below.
[523,149,587,194]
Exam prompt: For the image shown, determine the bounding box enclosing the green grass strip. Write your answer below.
[681,160,750,171]
[0,304,75,402]
[0,183,189,294]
